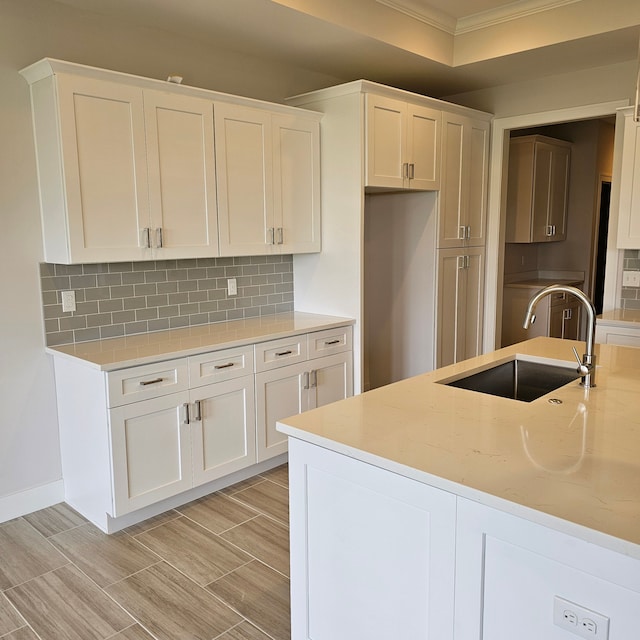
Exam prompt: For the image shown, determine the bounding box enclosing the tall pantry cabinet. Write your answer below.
[287,81,491,391]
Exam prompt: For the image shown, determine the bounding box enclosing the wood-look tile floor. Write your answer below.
[0,465,290,640]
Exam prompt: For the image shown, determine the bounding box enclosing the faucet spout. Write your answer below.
[522,285,597,388]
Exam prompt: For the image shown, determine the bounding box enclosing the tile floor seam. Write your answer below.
[178,511,262,537]
[122,510,182,538]
[2,561,74,594]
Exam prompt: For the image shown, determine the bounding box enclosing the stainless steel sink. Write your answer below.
[440,358,580,402]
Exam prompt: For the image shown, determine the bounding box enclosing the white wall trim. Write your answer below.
[0,480,64,523]
[484,99,630,352]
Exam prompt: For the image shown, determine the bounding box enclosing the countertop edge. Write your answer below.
[278,424,640,561]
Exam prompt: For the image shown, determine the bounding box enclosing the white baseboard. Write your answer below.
[0,480,65,523]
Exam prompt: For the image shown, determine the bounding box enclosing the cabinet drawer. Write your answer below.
[255,335,308,372]
[107,359,189,408]
[189,346,254,387]
[308,326,353,358]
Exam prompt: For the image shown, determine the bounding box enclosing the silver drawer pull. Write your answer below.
[325,339,341,345]
[214,362,235,370]
[139,377,164,386]
[275,350,293,356]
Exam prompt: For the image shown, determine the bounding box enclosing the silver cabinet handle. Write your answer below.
[143,227,151,248]
[545,225,554,236]
[303,371,310,390]
[139,377,163,386]
[466,225,471,240]
[194,400,202,422]
[325,339,340,345]
[214,362,235,370]
[268,227,275,244]
[459,226,466,241]
[402,162,409,179]
[310,369,318,388]
[156,227,163,248]
[182,402,190,425]
[275,350,293,356]
[408,163,415,180]
[457,255,466,270]
[277,227,284,245]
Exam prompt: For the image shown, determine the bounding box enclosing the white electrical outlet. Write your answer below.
[622,270,640,287]
[553,596,609,639]
[227,278,237,296]
[61,290,76,313]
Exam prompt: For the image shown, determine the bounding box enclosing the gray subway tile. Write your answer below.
[167,269,188,282]
[168,293,189,305]
[242,265,260,276]
[147,294,169,307]
[208,311,227,323]
[121,272,146,285]
[215,257,235,267]
[124,297,148,310]
[199,301,218,313]
[136,308,159,321]
[97,273,123,287]
[178,280,198,293]
[112,310,136,324]
[187,268,207,280]
[108,262,134,273]
[196,258,217,267]
[158,305,179,319]
[224,266,241,277]
[169,316,189,329]
[157,281,178,294]
[100,324,125,339]
[42,291,58,305]
[266,255,282,264]
[179,303,200,315]
[248,255,267,264]
[155,260,177,270]
[243,286,260,297]
[134,284,157,297]
[197,279,218,291]
[54,264,84,275]
[189,313,210,325]
[99,299,124,313]
[267,274,283,285]
[251,296,269,307]
[84,287,111,302]
[82,263,110,274]
[74,328,101,342]
[227,309,244,320]
[47,331,74,346]
[124,321,149,335]
[86,313,113,328]
[268,294,283,304]
[145,270,168,283]
[277,302,293,313]
[259,285,275,296]
[43,304,65,320]
[282,292,293,303]
[260,305,277,316]
[234,256,253,265]
[206,267,225,279]
[133,261,156,272]
[40,263,56,277]
[244,307,260,318]
[251,275,268,286]
[44,319,60,333]
[275,283,293,294]
[258,264,275,275]
[218,299,235,311]
[188,291,208,303]
[69,275,97,289]
[208,289,226,301]
[41,276,71,291]
[148,319,170,332]
[75,302,100,315]
[59,316,88,332]
[176,259,196,269]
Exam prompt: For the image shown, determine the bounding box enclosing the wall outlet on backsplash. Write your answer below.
[623,271,640,287]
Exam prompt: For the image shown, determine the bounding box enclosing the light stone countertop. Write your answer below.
[46,312,355,371]
[277,337,640,559]
[598,308,640,326]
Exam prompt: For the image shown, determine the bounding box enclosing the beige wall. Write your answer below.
[0,0,343,515]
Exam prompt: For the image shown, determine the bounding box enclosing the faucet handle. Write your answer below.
[572,346,591,376]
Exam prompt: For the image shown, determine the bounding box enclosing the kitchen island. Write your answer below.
[277,337,640,640]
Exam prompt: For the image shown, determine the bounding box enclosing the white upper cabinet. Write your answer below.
[505,135,571,244]
[33,73,151,264]
[616,107,640,249]
[216,105,321,256]
[21,58,321,263]
[365,93,441,191]
[438,113,490,249]
[143,91,219,258]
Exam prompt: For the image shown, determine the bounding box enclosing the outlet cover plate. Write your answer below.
[553,596,609,639]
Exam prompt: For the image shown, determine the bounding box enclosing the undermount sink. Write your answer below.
[440,358,581,402]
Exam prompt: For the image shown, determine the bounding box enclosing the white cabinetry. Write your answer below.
[616,107,640,248]
[438,113,490,249]
[52,321,352,532]
[437,247,485,367]
[256,327,353,462]
[365,93,441,190]
[288,438,456,640]
[287,438,640,640]
[21,58,321,263]
[505,135,571,243]
[215,104,320,256]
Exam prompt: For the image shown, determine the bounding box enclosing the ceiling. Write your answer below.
[52,0,640,97]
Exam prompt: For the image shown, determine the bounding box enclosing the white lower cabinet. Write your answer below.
[288,439,640,640]
[52,323,353,531]
[288,438,456,640]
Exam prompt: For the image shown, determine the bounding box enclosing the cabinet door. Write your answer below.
[439,113,489,249]
[465,120,490,246]
[548,145,570,241]
[109,391,191,516]
[191,375,256,486]
[255,361,308,462]
[561,303,581,340]
[365,94,406,189]
[144,91,219,258]
[617,111,640,248]
[215,103,273,256]
[406,104,441,190]
[288,438,457,640]
[309,352,353,410]
[55,74,150,263]
[437,248,484,367]
[272,113,321,254]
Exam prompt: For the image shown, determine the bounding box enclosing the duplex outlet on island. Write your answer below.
[553,596,609,639]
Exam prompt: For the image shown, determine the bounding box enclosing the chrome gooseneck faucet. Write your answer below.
[523,284,597,388]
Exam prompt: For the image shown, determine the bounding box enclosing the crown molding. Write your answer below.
[377,0,582,36]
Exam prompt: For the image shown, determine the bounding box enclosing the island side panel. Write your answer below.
[288,437,456,640]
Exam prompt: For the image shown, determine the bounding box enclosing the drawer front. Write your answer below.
[255,334,308,372]
[189,346,254,387]
[107,359,189,407]
[308,325,353,359]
